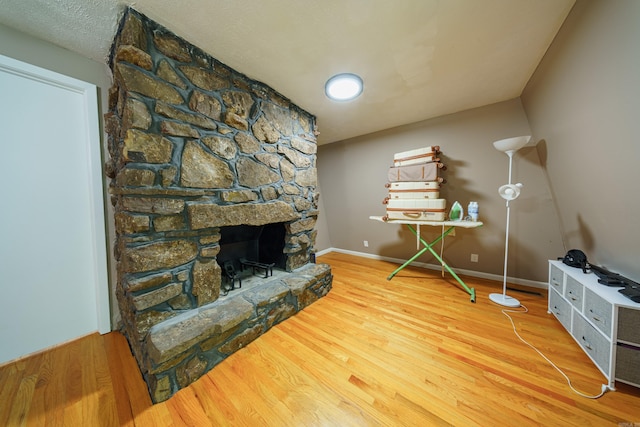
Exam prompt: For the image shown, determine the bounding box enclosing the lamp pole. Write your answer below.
[489,150,521,307]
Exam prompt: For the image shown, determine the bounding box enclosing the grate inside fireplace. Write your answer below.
[218,223,286,295]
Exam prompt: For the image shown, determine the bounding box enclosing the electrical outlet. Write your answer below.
[471,253,479,262]
[363,240,369,247]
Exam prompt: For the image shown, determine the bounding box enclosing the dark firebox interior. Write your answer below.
[218,223,286,288]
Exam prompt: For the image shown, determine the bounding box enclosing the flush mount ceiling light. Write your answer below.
[325,73,363,101]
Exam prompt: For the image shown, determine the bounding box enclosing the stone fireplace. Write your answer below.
[104,8,332,402]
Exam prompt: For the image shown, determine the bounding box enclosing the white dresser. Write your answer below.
[548,260,640,389]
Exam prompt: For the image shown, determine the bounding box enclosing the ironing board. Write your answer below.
[369,216,483,302]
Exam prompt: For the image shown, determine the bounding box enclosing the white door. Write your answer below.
[0,54,110,364]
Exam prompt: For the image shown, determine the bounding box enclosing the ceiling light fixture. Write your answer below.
[325,73,363,101]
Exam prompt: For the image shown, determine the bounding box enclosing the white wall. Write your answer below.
[0,24,112,94]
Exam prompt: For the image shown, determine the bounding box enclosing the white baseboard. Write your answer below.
[315,247,548,290]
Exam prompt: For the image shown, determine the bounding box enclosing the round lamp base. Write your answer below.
[489,293,521,307]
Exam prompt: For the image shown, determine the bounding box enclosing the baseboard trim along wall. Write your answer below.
[315,248,548,290]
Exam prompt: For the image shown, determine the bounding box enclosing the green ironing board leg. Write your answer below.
[386,226,450,280]
[388,224,476,303]
[386,246,430,280]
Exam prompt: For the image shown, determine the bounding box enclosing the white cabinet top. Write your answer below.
[549,260,640,309]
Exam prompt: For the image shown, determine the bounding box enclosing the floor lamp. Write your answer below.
[489,136,532,307]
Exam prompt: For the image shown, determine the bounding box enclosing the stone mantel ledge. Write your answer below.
[187,200,301,229]
[110,187,211,197]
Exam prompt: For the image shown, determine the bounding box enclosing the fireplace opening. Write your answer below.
[217,222,286,293]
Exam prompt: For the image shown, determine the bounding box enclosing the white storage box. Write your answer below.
[384,198,447,221]
[386,181,440,199]
[393,146,440,166]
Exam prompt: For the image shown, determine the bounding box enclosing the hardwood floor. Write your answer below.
[1,252,639,426]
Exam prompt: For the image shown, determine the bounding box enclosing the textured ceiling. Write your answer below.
[0,0,575,144]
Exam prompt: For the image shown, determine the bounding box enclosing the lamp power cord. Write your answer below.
[499,304,610,399]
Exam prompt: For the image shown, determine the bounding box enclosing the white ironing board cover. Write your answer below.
[369,215,483,228]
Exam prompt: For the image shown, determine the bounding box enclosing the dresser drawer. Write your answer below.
[615,344,640,386]
[549,288,572,332]
[584,287,613,338]
[549,260,640,390]
[549,264,564,293]
[572,311,611,376]
[617,307,640,343]
[565,276,584,309]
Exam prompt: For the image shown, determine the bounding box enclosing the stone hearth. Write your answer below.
[104,8,332,402]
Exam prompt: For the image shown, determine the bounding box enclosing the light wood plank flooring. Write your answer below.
[1,252,639,426]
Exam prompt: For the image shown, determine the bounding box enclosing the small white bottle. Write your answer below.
[468,201,478,222]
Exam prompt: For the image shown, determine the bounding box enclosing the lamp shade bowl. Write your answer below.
[493,135,532,153]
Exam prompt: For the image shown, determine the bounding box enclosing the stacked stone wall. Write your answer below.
[105,8,331,402]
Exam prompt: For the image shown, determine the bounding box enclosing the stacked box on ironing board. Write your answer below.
[383,146,447,221]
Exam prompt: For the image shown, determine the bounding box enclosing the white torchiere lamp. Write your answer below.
[489,135,532,307]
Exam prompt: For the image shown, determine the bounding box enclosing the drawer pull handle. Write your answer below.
[588,309,602,323]
[570,296,577,301]
[581,336,592,350]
